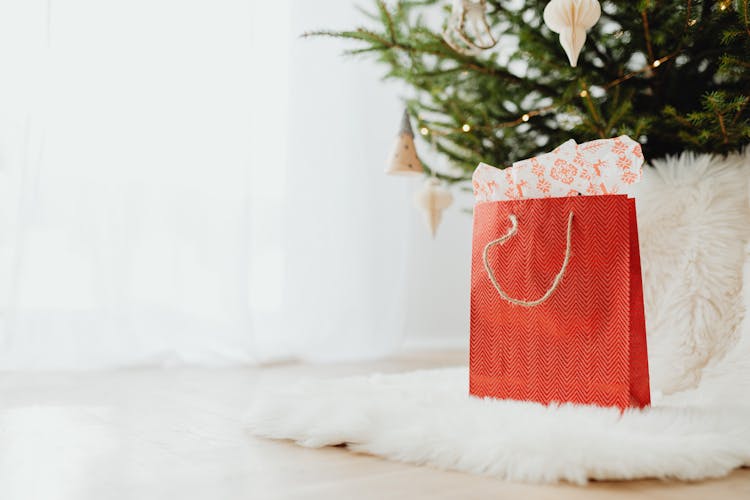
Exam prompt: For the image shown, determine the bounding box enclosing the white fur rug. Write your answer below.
[248,150,750,484]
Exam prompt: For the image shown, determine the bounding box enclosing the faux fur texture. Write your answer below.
[248,150,750,484]
[247,367,750,484]
[633,152,750,394]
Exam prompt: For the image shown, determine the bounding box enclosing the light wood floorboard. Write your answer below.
[0,350,747,499]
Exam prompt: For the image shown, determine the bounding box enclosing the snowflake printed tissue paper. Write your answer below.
[472,136,644,202]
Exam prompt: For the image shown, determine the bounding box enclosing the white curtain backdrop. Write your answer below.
[0,0,471,370]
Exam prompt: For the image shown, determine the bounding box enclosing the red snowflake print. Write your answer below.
[616,155,632,170]
[550,159,577,184]
[531,158,545,178]
[612,139,627,155]
[621,170,638,185]
[473,179,497,201]
[573,152,585,167]
[536,178,551,193]
[580,139,605,151]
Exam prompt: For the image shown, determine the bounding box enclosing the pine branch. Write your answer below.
[310,0,750,178]
[641,4,656,62]
[732,100,749,126]
[741,0,750,38]
[706,92,730,144]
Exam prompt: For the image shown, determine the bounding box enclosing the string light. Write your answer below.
[603,52,678,89]
[416,53,681,138]
[688,18,697,26]
[719,1,730,11]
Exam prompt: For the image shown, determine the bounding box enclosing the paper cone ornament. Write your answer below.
[414,178,453,237]
[543,0,601,67]
[386,110,424,176]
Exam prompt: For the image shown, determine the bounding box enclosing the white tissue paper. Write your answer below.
[472,136,644,203]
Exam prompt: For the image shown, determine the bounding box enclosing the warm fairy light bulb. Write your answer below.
[719,1,729,11]
[688,18,697,26]
[652,59,661,68]
[420,127,429,136]
[521,114,530,122]
[462,123,471,132]
[579,89,589,98]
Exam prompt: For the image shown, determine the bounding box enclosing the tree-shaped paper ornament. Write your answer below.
[414,178,453,237]
[385,109,424,176]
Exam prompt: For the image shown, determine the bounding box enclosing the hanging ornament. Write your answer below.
[414,178,453,237]
[386,109,424,176]
[543,0,601,67]
[443,0,498,55]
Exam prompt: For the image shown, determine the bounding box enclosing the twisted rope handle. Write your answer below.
[482,212,574,307]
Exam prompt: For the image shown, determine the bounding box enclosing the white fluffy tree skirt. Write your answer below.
[248,366,750,484]
[249,151,750,484]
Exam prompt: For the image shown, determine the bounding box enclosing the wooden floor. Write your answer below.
[0,350,748,499]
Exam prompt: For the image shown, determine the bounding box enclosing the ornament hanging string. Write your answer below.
[443,0,498,55]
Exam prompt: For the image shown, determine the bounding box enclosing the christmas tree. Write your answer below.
[310,0,750,182]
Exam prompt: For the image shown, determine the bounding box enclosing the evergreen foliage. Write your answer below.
[310,0,750,180]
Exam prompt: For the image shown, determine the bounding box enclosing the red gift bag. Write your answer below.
[469,194,650,409]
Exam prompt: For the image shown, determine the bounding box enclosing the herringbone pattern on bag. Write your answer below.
[469,195,649,410]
